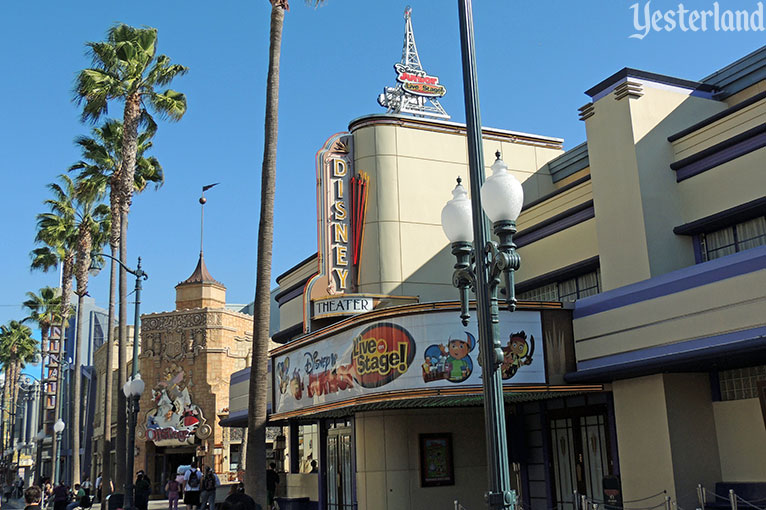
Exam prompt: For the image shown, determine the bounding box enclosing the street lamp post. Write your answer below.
[53,419,65,485]
[443,2,525,504]
[35,429,46,485]
[122,376,144,510]
[89,252,148,498]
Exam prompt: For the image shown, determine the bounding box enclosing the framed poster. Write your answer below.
[419,433,454,487]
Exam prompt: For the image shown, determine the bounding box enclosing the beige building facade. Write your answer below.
[93,255,254,494]
[225,45,766,510]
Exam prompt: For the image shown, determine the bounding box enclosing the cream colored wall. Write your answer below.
[613,374,721,510]
[672,98,766,159]
[613,375,676,503]
[355,408,488,510]
[663,373,721,506]
[517,179,593,231]
[585,83,726,291]
[574,268,766,362]
[278,259,318,290]
[352,119,563,301]
[280,296,304,330]
[677,149,766,225]
[516,219,599,283]
[713,398,766,481]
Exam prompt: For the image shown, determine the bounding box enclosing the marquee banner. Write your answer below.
[272,310,545,414]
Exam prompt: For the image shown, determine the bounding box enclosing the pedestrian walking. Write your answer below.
[266,463,279,510]
[199,467,220,510]
[183,462,202,510]
[165,471,182,510]
[51,483,68,510]
[134,473,151,510]
[224,483,255,510]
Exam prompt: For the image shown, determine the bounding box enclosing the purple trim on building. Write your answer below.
[275,277,310,305]
[565,325,766,383]
[671,123,766,182]
[573,245,766,319]
[516,201,595,248]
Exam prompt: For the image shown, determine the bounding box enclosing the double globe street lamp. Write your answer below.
[89,253,148,508]
[122,375,145,510]
[53,418,65,485]
[441,1,526,508]
[440,152,523,510]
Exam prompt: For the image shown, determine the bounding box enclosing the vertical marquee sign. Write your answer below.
[304,133,369,329]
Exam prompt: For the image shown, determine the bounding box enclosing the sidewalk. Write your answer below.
[3,497,25,510]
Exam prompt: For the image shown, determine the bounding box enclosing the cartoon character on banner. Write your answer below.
[501,330,535,380]
[146,369,206,435]
[276,358,290,394]
[422,331,476,383]
[290,369,304,400]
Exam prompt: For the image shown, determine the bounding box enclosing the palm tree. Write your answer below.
[69,118,163,495]
[0,321,38,455]
[32,183,78,485]
[246,0,289,505]
[75,24,186,488]
[49,174,109,485]
[22,286,63,481]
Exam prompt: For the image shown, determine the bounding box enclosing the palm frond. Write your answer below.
[148,89,187,121]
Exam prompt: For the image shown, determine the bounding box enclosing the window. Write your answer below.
[700,216,766,262]
[719,365,766,400]
[297,424,318,473]
[518,269,601,302]
[230,443,241,471]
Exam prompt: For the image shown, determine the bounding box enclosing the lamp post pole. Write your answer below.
[122,376,144,510]
[53,419,65,485]
[444,3,520,508]
[89,253,147,497]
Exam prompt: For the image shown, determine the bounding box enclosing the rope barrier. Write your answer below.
[735,496,766,510]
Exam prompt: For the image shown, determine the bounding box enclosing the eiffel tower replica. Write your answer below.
[377,7,450,120]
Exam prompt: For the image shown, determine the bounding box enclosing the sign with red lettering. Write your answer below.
[272,309,546,415]
[395,64,446,98]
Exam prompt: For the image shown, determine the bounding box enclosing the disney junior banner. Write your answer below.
[272,310,545,414]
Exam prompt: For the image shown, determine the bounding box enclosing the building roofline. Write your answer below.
[585,67,716,99]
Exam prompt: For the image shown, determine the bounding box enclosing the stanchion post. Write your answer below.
[574,490,580,510]
[729,489,736,510]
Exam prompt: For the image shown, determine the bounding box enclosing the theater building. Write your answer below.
[223,30,766,510]
[126,254,254,493]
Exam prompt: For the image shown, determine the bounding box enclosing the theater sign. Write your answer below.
[272,309,547,416]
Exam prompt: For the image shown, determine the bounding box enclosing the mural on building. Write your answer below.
[422,331,476,383]
[272,310,546,415]
[144,367,207,444]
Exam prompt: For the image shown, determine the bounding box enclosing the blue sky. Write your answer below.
[1,0,764,331]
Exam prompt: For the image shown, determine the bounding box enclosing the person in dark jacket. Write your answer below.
[51,483,69,510]
[134,473,152,510]
[23,486,42,510]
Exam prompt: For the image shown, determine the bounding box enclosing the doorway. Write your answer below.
[549,407,612,510]
[326,419,354,510]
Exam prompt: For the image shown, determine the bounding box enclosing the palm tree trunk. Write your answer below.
[100,250,118,498]
[114,212,129,491]
[72,291,85,486]
[55,255,74,485]
[246,4,285,507]
[115,92,140,494]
